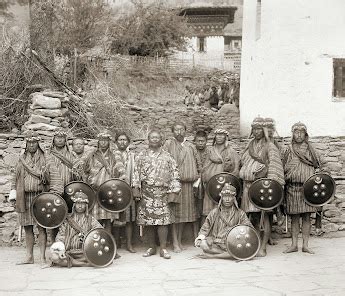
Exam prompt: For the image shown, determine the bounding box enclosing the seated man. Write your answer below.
[194,183,252,259]
[50,192,102,267]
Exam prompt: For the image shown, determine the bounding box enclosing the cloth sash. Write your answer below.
[248,140,268,165]
[94,150,113,177]
[51,149,74,169]
[292,143,320,169]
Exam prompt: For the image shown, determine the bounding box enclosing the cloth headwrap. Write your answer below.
[24,130,41,142]
[97,130,112,140]
[219,183,239,209]
[291,122,308,133]
[214,128,229,137]
[53,128,68,137]
[71,191,89,203]
[251,116,265,128]
[263,118,275,128]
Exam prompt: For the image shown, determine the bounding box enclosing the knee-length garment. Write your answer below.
[133,148,181,226]
[164,138,201,223]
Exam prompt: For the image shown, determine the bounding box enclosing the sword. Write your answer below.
[17,226,22,242]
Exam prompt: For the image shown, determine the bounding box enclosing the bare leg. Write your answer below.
[192,221,199,240]
[142,226,157,257]
[257,213,270,257]
[157,225,168,249]
[172,223,181,252]
[37,226,47,263]
[18,225,34,264]
[125,223,136,253]
[302,213,314,254]
[178,223,185,250]
[268,213,277,246]
[284,214,299,253]
[103,219,120,258]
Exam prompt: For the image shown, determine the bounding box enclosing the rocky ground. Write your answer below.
[1,237,345,296]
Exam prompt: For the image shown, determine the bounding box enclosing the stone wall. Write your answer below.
[1,131,345,245]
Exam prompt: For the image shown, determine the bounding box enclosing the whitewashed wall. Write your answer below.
[240,0,345,137]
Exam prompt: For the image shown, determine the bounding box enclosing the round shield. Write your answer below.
[206,173,242,204]
[32,192,68,229]
[83,228,116,268]
[98,179,132,213]
[249,178,283,210]
[303,173,336,207]
[64,181,96,212]
[226,224,260,260]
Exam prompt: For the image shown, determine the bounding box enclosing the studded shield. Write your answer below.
[31,192,68,229]
[249,178,283,210]
[64,181,96,212]
[83,228,116,267]
[206,173,242,204]
[226,224,260,260]
[303,173,336,207]
[98,179,132,213]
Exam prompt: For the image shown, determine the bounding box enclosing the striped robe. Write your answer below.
[119,149,136,222]
[199,206,252,251]
[56,213,102,251]
[83,148,126,220]
[283,143,324,214]
[12,149,63,226]
[239,138,285,213]
[202,144,240,216]
[164,138,201,223]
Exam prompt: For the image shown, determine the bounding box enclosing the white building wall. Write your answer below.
[240,0,345,137]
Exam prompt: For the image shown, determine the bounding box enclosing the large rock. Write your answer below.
[28,114,51,124]
[31,93,61,109]
[42,90,67,99]
[34,108,68,118]
[0,176,9,185]
[24,123,59,131]
[323,223,340,233]
[323,208,342,218]
[3,154,19,167]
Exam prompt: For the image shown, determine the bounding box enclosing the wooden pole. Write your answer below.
[73,48,77,86]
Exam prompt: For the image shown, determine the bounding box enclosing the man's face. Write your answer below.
[293,129,306,144]
[72,139,84,155]
[74,202,87,213]
[173,124,186,142]
[253,128,264,140]
[221,189,237,207]
[116,135,129,151]
[148,131,162,148]
[27,140,39,154]
[215,133,227,145]
[99,138,110,150]
[195,136,207,151]
[54,136,66,148]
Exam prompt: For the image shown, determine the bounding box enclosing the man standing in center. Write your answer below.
[239,117,285,257]
[164,122,201,252]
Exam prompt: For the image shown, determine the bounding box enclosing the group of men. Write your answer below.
[10,115,327,266]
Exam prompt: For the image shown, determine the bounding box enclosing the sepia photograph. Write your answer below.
[0,0,344,295]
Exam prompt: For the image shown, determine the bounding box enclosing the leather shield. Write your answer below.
[83,228,116,267]
[31,192,68,229]
[98,179,132,213]
[206,173,242,204]
[64,181,96,212]
[226,224,260,260]
[303,173,336,207]
[249,178,283,210]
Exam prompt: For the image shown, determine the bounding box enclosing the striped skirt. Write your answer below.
[285,183,316,214]
[240,181,261,213]
[202,190,216,216]
[91,202,119,221]
[120,200,136,223]
[18,192,39,226]
[175,182,199,223]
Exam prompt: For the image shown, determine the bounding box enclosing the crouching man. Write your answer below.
[194,183,252,259]
[50,192,102,267]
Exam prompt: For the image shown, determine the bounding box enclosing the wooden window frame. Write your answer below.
[333,58,345,101]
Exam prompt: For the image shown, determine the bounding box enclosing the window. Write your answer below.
[333,58,345,99]
[197,37,206,52]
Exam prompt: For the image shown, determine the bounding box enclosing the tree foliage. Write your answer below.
[109,1,191,57]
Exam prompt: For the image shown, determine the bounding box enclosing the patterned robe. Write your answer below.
[133,148,181,225]
[239,138,285,213]
[164,138,201,223]
[83,148,126,220]
[119,149,136,223]
[283,142,325,214]
[12,148,62,226]
[201,144,240,216]
[199,205,251,251]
